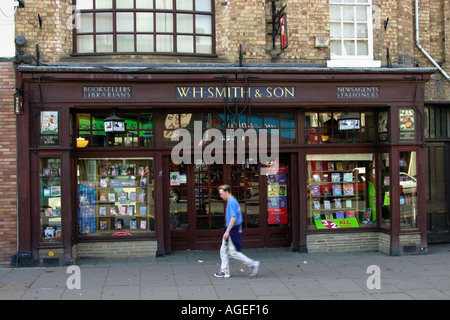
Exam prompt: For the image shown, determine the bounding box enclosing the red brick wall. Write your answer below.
[0,61,17,264]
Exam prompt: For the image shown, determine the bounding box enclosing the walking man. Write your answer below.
[214,184,260,278]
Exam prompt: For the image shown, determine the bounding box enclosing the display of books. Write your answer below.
[308,160,363,229]
[80,161,154,233]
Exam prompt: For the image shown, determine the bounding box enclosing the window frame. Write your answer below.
[72,0,216,56]
[327,0,380,67]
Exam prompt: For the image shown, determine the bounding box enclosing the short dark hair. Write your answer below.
[218,184,231,193]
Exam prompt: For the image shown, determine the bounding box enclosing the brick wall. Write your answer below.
[0,61,17,264]
[75,240,157,259]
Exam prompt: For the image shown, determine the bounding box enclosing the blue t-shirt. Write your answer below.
[225,197,242,227]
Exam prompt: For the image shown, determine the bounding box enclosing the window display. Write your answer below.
[307,154,375,229]
[40,158,62,242]
[77,158,154,235]
[379,153,390,229]
[399,151,417,229]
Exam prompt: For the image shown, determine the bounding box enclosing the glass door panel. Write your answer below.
[194,162,225,230]
[169,162,188,230]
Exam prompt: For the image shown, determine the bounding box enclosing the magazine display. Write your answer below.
[308,160,367,229]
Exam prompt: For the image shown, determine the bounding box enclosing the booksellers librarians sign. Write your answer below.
[315,218,359,229]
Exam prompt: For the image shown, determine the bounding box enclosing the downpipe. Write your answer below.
[415,0,450,81]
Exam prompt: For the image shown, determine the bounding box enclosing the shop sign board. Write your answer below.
[40,111,60,146]
[176,86,295,99]
[399,109,415,141]
[336,86,379,99]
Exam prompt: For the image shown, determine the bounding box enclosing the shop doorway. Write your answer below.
[168,155,292,250]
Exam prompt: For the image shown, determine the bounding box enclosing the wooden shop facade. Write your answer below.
[15,64,434,265]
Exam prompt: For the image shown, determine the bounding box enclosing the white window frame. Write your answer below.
[327,0,380,68]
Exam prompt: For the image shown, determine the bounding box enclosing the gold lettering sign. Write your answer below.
[176,86,295,99]
[83,86,132,99]
[337,87,379,99]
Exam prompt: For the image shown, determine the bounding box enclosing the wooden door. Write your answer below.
[426,143,450,243]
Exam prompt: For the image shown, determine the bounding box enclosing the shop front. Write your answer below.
[15,65,434,265]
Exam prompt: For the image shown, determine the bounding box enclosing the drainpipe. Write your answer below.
[415,0,450,81]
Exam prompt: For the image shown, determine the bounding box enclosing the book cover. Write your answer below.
[343,184,354,195]
[120,192,128,204]
[313,201,321,210]
[119,206,126,216]
[345,199,352,208]
[115,221,122,229]
[362,208,372,222]
[325,212,333,219]
[312,161,322,172]
[346,210,356,218]
[138,192,146,202]
[108,192,116,202]
[99,193,107,202]
[140,206,147,215]
[334,198,342,208]
[130,220,137,230]
[100,220,107,230]
[313,212,321,220]
[313,174,321,182]
[311,185,321,196]
[100,178,108,187]
[140,220,147,229]
[99,206,106,216]
[129,192,136,201]
[336,162,343,171]
[331,172,340,182]
[336,211,344,219]
[343,173,353,182]
[327,161,335,171]
[127,205,134,215]
[324,200,331,209]
[110,207,117,216]
[332,184,342,196]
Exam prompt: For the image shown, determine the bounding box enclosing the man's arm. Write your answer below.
[223,217,236,240]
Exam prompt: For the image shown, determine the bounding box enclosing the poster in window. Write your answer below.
[378,111,388,142]
[40,111,60,146]
[280,14,288,50]
[267,165,288,224]
[399,109,415,141]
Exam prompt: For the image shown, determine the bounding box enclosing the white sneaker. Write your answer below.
[249,261,260,276]
[214,271,230,278]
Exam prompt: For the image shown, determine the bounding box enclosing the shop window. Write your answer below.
[77,158,154,236]
[73,0,214,55]
[379,153,390,229]
[305,111,374,144]
[40,158,62,242]
[307,153,376,230]
[76,113,153,148]
[399,151,417,229]
[424,105,450,140]
[164,112,296,147]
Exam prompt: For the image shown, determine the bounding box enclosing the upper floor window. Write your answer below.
[327,0,380,67]
[74,0,214,55]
